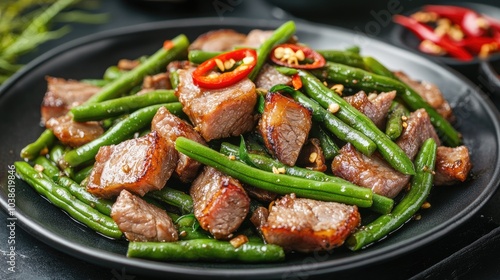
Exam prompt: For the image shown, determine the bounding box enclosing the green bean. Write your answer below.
[309,123,339,159]
[14,161,122,239]
[127,239,285,262]
[71,90,178,122]
[176,137,374,208]
[62,103,183,168]
[34,156,113,216]
[362,56,397,79]
[317,50,366,69]
[86,34,189,104]
[187,50,221,64]
[220,142,394,214]
[274,66,298,76]
[103,65,125,81]
[385,101,410,140]
[299,70,415,175]
[169,70,179,89]
[80,79,108,87]
[313,62,461,147]
[347,138,437,251]
[271,85,376,156]
[248,21,296,81]
[345,45,361,54]
[73,165,93,184]
[20,129,56,160]
[174,214,212,240]
[48,143,65,163]
[147,187,194,214]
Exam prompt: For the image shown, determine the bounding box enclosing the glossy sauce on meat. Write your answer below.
[190,166,250,239]
[46,115,103,147]
[151,106,206,183]
[41,76,100,123]
[176,68,257,141]
[258,92,312,166]
[111,190,178,242]
[344,91,396,129]
[261,194,360,252]
[87,131,177,198]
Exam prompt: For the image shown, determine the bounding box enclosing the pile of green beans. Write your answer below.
[299,70,416,175]
[219,142,394,214]
[312,62,461,147]
[14,161,122,239]
[175,137,375,208]
[347,138,437,250]
[20,34,189,160]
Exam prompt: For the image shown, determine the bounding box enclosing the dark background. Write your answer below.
[1,0,500,279]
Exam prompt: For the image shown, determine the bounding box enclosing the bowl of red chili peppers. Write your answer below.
[391,3,500,74]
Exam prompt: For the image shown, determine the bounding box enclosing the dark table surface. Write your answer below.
[2,0,500,279]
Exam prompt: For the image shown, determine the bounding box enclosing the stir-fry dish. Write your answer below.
[15,21,472,262]
[394,5,500,60]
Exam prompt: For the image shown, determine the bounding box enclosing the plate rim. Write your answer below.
[1,17,500,278]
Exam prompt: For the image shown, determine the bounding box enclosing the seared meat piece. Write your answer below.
[189,29,247,51]
[190,166,250,239]
[45,115,103,147]
[243,185,278,203]
[176,68,257,141]
[254,64,292,91]
[344,91,396,129]
[331,143,410,198]
[261,194,360,253]
[166,60,191,74]
[434,146,472,186]
[258,92,312,166]
[296,138,327,172]
[243,29,274,48]
[396,109,441,160]
[111,190,178,242]
[394,71,454,121]
[41,76,100,123]
[117,59,140,70]
[139,72,171,94]
[87,131,177,199]
[250,206,269,230]
[151,106,206,183]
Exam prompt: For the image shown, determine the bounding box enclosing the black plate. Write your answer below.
[1,18,500,279]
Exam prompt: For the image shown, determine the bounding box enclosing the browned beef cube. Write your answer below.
[331,143,410,198]
[396,109,441,160]
[138,72,171,95]
[394,71,455,121]
[190,166,250,239]
[189,29,247,51]
[176,68,257,141]
[151,106,206,183]
[254,64,292,91]
[261,194,360,252]
[258,92,312,166]
[41,76,100,124]
[344,91,396,129]
[45,115,103,147]
[434,146,472,186]
[111,190,178,242]
[87,131,177,199]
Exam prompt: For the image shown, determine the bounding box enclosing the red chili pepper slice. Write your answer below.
[393,15,473,61]
[270,44,326,69]
[291,74,302,90]
[192,48,257,89]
